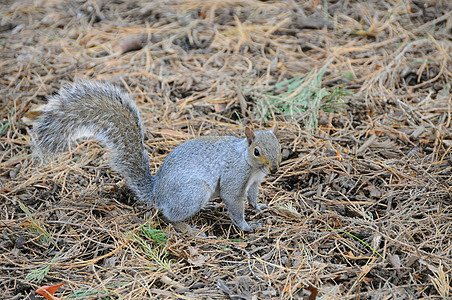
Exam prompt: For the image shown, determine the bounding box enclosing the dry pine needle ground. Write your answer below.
[0,0,451,299]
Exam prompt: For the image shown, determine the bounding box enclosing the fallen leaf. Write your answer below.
[160,275,188,291]
[187,246,210,266]
[370,186,382,198]
[307,285,318,300]
[116,35,145,54]
[36,282,65,300]
[188,253,210,266]
[188,246,199,257]
[214,103,226,112]
[388,254,401,269]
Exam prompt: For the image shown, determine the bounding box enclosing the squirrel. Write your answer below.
[32,81,282,232]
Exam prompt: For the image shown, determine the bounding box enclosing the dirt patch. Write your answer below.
[1,0,451,299]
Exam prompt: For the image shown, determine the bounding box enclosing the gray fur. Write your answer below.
[33,81,281,231]
[33,81,153,201]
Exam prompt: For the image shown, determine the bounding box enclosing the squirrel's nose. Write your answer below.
[269,165,278,174]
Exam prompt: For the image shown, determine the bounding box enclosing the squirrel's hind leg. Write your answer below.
[157,178,213,228]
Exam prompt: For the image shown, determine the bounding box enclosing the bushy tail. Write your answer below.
[33,81,154,202]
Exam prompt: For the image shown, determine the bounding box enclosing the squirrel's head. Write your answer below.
[245,127,281,174]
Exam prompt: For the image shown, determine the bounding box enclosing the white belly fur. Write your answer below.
[246,170,267,192]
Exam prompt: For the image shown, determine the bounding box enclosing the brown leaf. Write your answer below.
[36,282,65,300]
[214,104,226,112]
[363,277,373,283]
[274,206,302,220]
[160,275,188,291]
[188,254,210,266]
[187,246,210,266]
[307,285,318,300]
[116,35,145,54]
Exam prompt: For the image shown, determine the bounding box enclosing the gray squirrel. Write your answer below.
[33,81,281,232]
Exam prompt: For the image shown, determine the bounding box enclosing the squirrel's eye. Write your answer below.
[254,148,260,157]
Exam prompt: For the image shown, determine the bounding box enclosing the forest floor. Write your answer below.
[1,0,451,299]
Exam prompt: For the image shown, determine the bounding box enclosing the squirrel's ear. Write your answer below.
[245,127,255,145]
[272,125,279,136]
